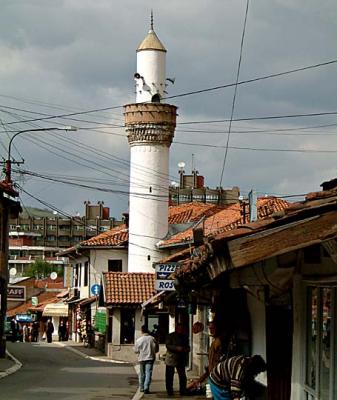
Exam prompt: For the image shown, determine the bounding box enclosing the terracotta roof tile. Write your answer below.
[104,272,156,305]
[168,203,226,224]
[159,198,290,247]
[7,291,59,316]
[81,224,128,247]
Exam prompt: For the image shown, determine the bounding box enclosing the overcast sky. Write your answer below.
[1,0,337,218]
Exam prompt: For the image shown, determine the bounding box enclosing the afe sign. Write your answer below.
[7,286,26,301]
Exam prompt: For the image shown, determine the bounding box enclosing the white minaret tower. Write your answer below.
[125,15,177,273]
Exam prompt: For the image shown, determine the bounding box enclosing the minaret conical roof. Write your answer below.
[137,29,166,52]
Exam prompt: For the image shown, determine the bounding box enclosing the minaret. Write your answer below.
[124,16,177,273]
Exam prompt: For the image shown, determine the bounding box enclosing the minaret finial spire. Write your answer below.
[150,10,154,30]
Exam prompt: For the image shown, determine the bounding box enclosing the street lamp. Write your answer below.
[5,126,77,185]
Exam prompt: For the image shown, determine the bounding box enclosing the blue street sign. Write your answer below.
[91,284,100,296]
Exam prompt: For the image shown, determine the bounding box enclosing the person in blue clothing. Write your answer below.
[134,325,159,394]
[209,354,267,400]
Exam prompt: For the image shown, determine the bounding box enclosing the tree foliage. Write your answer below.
[27,258,52,279]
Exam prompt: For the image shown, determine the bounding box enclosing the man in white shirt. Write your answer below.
[134,325,159,394]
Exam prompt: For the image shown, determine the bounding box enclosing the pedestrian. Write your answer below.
[209,354,267,400]
[10,317,18,342]
[22,324,28,342]
[58,321,66,341]
[32,321,39,342]
[46,319,54,343]
[189,320,227,391]
[165,322,190,396]
[134,325,159,394]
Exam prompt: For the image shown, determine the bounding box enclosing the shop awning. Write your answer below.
[42,303,69,317]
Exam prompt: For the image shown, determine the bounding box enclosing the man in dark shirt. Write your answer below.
[165,322,190,396]
[209,355,266,400]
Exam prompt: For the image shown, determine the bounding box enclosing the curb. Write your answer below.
[0,350,22,379]
[56,342,143,399]
[55,342,128,364]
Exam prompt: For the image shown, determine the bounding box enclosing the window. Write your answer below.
[84,261,88,286]
[108,259,122,272]
[74,264,79,287]
[305,286,336,399]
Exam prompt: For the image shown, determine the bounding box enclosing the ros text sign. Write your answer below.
[154,263,179,291]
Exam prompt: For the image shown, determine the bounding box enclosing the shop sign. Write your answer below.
[154,263,179,291]
[7,286,26,301]
[16,313,36,323]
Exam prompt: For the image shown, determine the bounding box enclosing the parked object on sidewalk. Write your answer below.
[165,322,190,396]
[83,328,95,348]
[134,325,159,394]
[209,354,267,400]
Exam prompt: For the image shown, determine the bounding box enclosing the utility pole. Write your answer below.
[0,126,75,357]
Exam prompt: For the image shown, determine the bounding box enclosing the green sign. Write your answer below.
[95,310,106,334]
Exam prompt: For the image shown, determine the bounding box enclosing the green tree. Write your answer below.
[27,258,52,279]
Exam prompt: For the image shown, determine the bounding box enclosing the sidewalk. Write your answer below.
[59,341,206,400]
[133,360,206,400]
[0,341,207,399]
[0,350,22,379]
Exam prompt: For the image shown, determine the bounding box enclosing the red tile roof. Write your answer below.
[34,278,65,289]
[82,224,128,247]
[7,291,59,316]
[59,198,289,255]
[158,197,290,248]
[104,272,156,305]
[168,203,227,224]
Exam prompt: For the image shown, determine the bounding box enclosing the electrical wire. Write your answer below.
[219,0,250,186]
[174,141,337,153]
[1,57,337,126]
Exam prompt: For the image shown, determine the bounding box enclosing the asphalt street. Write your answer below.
[2,341,138,400]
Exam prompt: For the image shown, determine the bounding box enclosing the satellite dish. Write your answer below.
[9,268,17,277]
[50,272,58,280]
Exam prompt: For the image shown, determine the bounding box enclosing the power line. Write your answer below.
[175,141,337,153]
[166,58,337,100]
[178,110,337,125]
[1,57,337,126]
[219,0,250,186]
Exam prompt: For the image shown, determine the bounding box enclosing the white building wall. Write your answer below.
[247,293,267,387]
[89,248,128,287]
[128,144,169,273]
[112,308,121,345]
[69,249,128,298]
[136,50,166,103]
